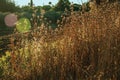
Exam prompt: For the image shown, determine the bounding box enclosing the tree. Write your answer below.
[0,0,18,12]
[54,0,71,11]
[49,2,52,5]
[0,0,19,36]
[72,4,82,11]
[42,5,51,11]
[82,2,90,12]
[44,10,61,24]
[30,0,33,7]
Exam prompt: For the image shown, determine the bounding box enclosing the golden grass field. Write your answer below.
[0,2,120,80]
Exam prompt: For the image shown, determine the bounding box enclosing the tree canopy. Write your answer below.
[0,0,19,12]
[54,0,71,11]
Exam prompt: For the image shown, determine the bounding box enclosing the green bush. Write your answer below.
[0,51,11,78]
[0,12,6,27]
[20,12,32,19]
[0,0,19,12]
[44,10,62,23]
[54,0,70,11]
[42,5,52,11]
[72,4,82,11]
[21,6,33,13]
[0,12,14,36]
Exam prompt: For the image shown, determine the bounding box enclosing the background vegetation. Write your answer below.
[0,0,84,36]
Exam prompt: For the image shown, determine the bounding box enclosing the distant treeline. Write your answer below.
[0,0,91,36]
[0,0,119,36]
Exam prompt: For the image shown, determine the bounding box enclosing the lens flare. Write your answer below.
[16,18,31,33]
[4,14,17,27]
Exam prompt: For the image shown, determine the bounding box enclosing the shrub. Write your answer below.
[0,0,19,12]
[0,12,14,36]
[42,5,52,11]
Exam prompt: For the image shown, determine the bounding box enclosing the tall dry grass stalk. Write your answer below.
[1,3,120,80]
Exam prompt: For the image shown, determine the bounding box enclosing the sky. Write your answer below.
[14,0,88,7]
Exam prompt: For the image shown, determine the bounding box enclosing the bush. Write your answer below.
[0,0,19,12]
[42,5,52,11]
[44,10,62,24]
[0,12,14,36]
[72,4,82,11]
[0,12,6,27]
[53,0,70,11]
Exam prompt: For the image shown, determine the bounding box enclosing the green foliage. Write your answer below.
[0,0,19,36]
[0,12,11,27]
[0,51,11,78]
[43,10,63,28]
[42,5,52,11]
[30,0,33,7]
[85,2,91,11]
[0,12,14,36]
[35,6,41,13]
[54,0,71,11]
[82,2,91,12]
[72,4,82,11]
[0,0,19,12]
[0,12,5,27]
[44,10,62,24]
[21,6,33,13]
[20,12,32,19]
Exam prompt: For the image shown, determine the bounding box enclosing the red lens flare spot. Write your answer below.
[4,14,18,27]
